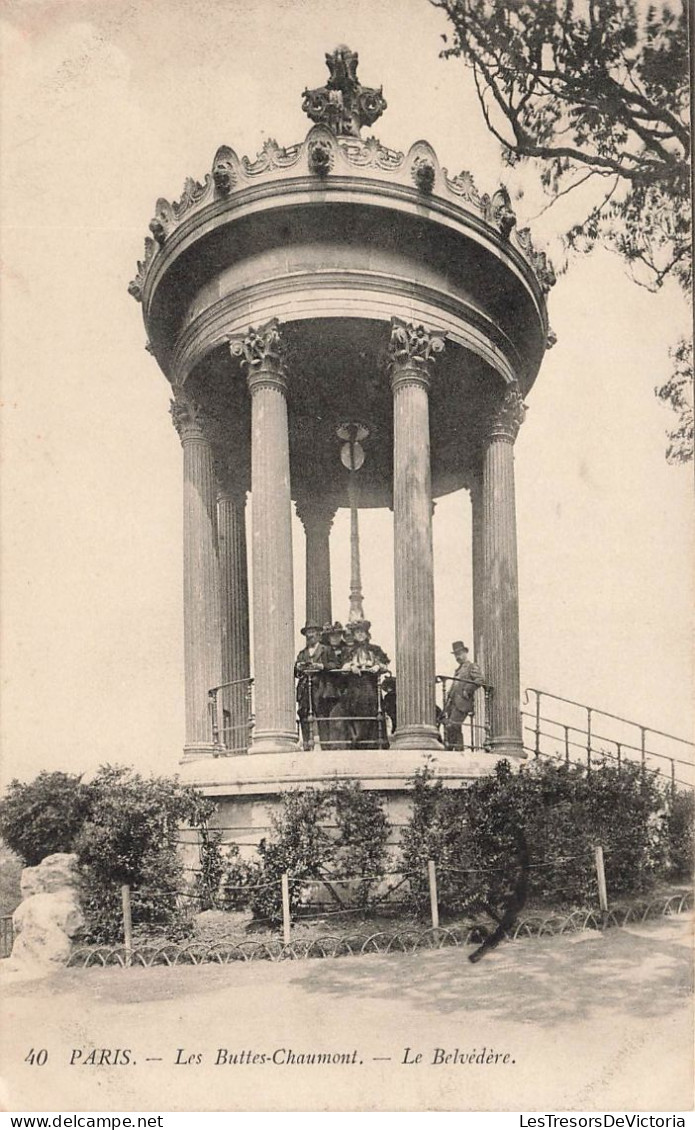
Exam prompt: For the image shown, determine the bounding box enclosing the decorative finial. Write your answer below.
[302,46,387,138]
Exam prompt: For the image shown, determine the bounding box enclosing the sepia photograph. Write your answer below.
[0,0,693,1115]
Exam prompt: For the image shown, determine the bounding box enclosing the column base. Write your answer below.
[390,724,442,751]
[489,736,527,759]
[182,743,218,763]
[250,729,301,754]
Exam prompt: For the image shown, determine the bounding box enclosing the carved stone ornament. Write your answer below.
[513,228,557,294]
[212,146,237,196]
[169,393,207,442]
[302,45,387,137]
[412,156,435,194]
[487,383,527,443]
[387,318,446,375]
[127,237,156,302]
[308,137,334,177]
[486,186,517,239]
[228,318,287,375]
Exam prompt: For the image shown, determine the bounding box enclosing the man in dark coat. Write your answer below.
[442,640,485,750]
[319,621,348,747]
[294,622,330,749]
[340,621,389,748]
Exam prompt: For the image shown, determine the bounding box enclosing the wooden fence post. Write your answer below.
[281,872,291,944]
[427,860,439,929]
[121,884,133,966]
[594,846,608,914]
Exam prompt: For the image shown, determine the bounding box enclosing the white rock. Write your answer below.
[11,854,83,967]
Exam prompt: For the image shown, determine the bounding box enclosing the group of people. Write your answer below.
[294,620,390,749]
[295,626,485,752]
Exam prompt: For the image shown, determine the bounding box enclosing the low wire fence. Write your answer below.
[61,843,693,970]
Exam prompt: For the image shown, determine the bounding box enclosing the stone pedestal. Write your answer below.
[230,321,298,753]
[388,319,444,750]
[482,383,526,757]
[171,395,223,758]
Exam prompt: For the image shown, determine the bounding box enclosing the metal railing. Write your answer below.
[523,687,695,795]
[208,677,254,755]
[207,673,494,753]
[435,678,492,752]
[298,670,390,751]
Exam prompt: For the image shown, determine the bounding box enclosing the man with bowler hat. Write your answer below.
[442,640,485,750]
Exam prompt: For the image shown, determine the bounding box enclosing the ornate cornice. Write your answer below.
[128,129,555,305]
[485,383,527,444]
[387,318,445,388]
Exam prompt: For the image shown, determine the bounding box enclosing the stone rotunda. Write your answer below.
[129,46,555,842]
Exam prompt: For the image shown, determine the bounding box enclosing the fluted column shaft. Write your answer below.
[470,468,488,743]
[482,384,525,756]
[230,320,298,752]
[171,398,223,759]
[217,485,250,753]
[297,500,335,627]
[388,320,444,750]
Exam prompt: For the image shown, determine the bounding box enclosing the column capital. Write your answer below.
[387,317,446,391]
[485,381,527,444]
[295,493,338,532]
[216,473,247,507]
[229,318,288,394]
[170,392,208,444]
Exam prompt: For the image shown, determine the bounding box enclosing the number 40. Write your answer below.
[24,1048,48,1066]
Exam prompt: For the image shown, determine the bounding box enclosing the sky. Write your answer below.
[1,0,692,786]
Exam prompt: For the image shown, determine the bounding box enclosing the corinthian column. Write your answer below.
[482,382,526,757]
[217,473,250,754]
[229,320,298,752]
[295,495,336,628]
[170,393,223,760]
[387,318,445,750]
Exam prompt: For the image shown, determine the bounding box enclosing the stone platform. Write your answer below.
[179,747,515,858]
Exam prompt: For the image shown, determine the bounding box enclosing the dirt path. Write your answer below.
[1,915,692,1112]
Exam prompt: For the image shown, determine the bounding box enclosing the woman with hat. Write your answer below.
[340,620,390,748]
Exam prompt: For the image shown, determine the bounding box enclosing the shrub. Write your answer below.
[0,764,223,944]
[0,772,88,865]
[76,765,219,943]
[0,841,23,917]
[659,790,694,880]
[227,783,390,925]
[400,757,678,920]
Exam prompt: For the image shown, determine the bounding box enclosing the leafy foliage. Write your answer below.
[0,765,222,944]
[0,842,23,918]
[0,772,89,866]
[401,757,675,918]
[655,338,694,464]
[434,0,692,460]
[658,788,694,879]
[225,783,390,924]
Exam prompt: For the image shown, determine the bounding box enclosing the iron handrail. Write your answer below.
[524,687,694,748]
[520,711,695,770]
